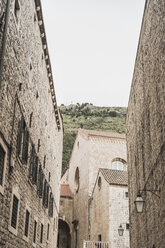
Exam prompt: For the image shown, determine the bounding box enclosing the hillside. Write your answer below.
[60,103,127,172]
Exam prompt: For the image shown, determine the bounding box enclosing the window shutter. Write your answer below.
[43,179,47,207]
[46,184,49,208]
[22,128,29,164]
[37,165,44,198]
[40,224,43,243]
[43,179,49,208]
[29,145,35,178]
[49,192,54,217]
[24,210,30,237]
[16,116,23,157]
[11,195,19,229]
[0,145,5,186]
[33,220,37,243]
[32,154,38,184]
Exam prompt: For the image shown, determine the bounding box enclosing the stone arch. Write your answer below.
[58,219,71,248]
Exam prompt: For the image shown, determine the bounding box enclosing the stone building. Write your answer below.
[126,0,165,247]
[58,184,73,248]
[59,129,128,248]
[89,168,129,248]
[0,0,63,247]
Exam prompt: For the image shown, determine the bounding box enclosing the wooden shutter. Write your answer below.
[11,195,19,229]
[40,224,43,243]
[22,127,29,164]
[0,145,5,186]
[46,184,49,208]
[37,165,44,198]
[49,192,54,217]
[16,116,23,157]
[43,179,47,207]
[32,154,38,184]
[29,145,34,178]
[24,210,30,237]
[33,220,37,243]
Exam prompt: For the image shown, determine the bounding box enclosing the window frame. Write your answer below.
[23,204,31,242]
[111,158,127,171]
[33,217,38,247]
[8,187,20,236]
[40,222,44,244]
[0,136,8,195]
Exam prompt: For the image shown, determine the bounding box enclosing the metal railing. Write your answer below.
[83,241,111,248]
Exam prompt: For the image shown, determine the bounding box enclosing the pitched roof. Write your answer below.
[99,168,128,186]
[78,129,126,139]
[60,184,73,198]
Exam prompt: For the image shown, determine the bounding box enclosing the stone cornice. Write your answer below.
[34,0,61,131]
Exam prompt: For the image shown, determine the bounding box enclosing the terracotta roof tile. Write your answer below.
[100,168,128,186]
[60,184,73,198]
[78,129,126,139]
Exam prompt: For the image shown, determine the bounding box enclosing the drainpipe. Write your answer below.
[0,0,11,88]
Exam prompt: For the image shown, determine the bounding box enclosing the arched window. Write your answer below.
[111,158,127,171]
[74,167,80,193]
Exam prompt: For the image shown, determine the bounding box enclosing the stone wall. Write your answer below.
[0,0,63,247]
[67,130,127,248]
[90,173,110,242]
[109,185,129,248]
[126,0,165,247]
[90,173,129,248]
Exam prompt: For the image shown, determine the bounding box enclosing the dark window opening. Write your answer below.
[47,223,50,240]
[40,224,43,243]
[43,155,46,168]
[24,210,30,237]
[33,220,37,243]
[98,234,102,241]
[14,0,20,23]
[126,223,129,230]
[11,195,19,229]
[37,165,44,198]
[17,115,29,164]
[43,179,49,208]
[29,112,33,128]
[37,139,40,152]
[125,192,128,198]
[48,192,54,217]
[19,83,22,91]
[0,145,5,186]
[32,154,38,184]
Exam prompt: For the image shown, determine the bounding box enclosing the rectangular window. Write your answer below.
[125,192,128,198]
[49,193,54,217]
[126,223,129,229]
[24,210,30,237]
[17,116,29,164]
[0,145,5,186]
[33,220,37,243]
[37,165,44,198]
[11,195,19,229]
[47,223,50,240]
[40,224,44,243]
[98,234,102,241]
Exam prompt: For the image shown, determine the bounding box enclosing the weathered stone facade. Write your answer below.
[126,0,165,247]
[0,0,63,247]
[61,129,127,248]
[90,169,129,248]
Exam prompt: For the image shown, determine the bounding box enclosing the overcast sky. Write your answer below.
[41,0,145,107]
